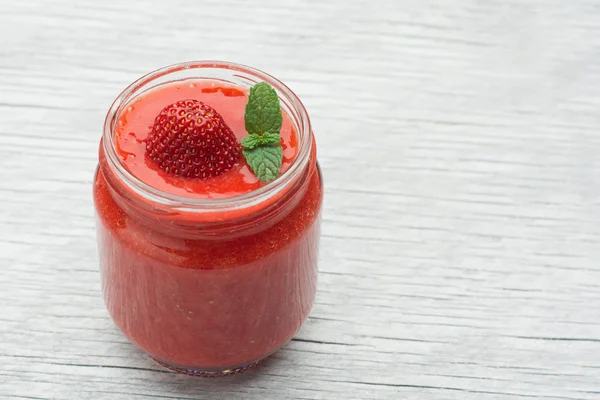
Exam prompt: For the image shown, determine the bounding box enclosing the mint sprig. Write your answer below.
[242,82,283,182]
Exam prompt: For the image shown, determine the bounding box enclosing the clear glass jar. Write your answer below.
[93,61,323,376]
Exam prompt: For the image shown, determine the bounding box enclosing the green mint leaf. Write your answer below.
[242,82,284,182]
[244,82,282,136]
[243,145,283,182]
[241,134,262,149]
[241,133,281,150]
[261,132,281,146]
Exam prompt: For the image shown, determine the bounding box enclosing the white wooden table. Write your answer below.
[2,1,600,399]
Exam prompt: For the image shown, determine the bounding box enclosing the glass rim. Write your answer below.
[102,60,313,212]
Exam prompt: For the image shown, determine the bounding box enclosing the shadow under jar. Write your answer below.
[93,61,323,376]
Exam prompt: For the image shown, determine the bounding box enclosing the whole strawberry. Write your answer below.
[146,100,241,179]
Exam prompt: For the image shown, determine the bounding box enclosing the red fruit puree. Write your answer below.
[93,74,322,374]
[115,80,299,198]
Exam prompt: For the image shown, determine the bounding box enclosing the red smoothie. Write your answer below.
[93,63,322,375]
[114,79,299,198]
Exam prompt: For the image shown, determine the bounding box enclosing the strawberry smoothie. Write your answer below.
[93,62,322,375]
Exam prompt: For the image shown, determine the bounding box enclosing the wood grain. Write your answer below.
[1,0,600,398]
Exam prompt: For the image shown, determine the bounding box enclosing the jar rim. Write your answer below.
[102,61,313,213]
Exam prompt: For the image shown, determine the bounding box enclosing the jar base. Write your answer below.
[151,356,265,377]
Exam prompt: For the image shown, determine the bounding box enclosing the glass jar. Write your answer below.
[93,61,323,376]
